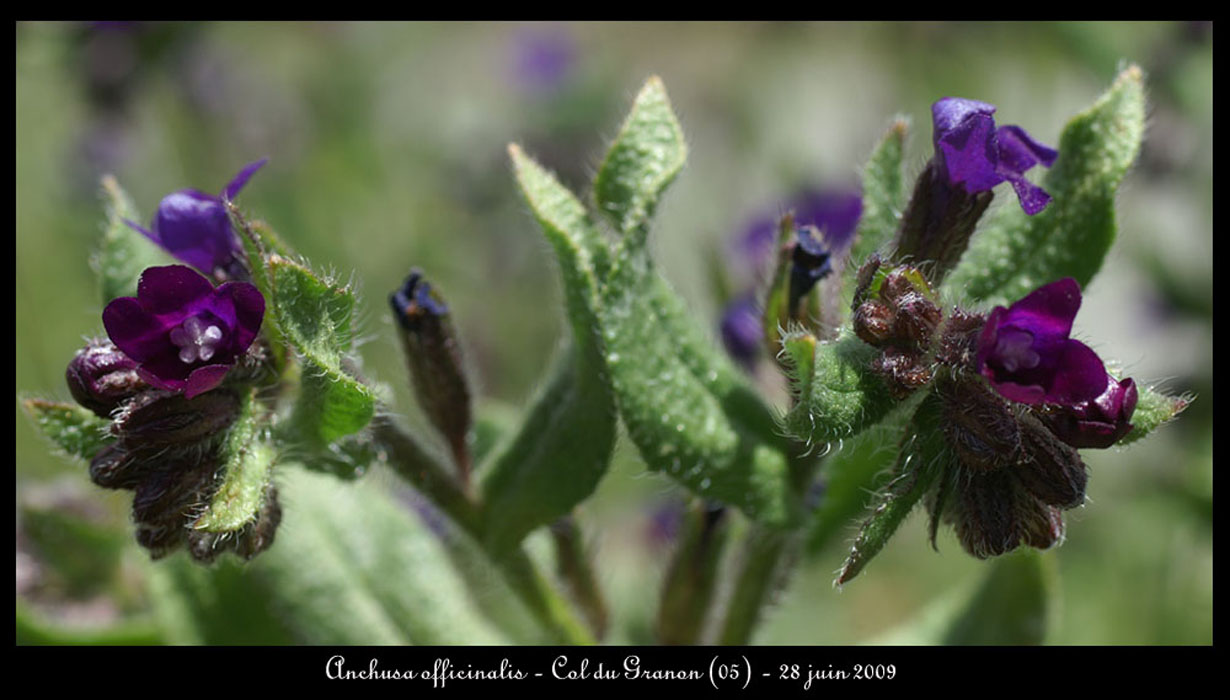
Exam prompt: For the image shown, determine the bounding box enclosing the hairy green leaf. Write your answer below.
[93,175,171,303]
[194,391,277,533]
[148,467,509,645]
[806,410,911,556]
[22,398,114,461]
[593,75,687,241]
[941,548,1055,644]
[837,390,946,585]
[947,65,1146,306]
[782,331,897,445]
[480,147,616,551]
[266,258,375,445]
[848,118,909,269]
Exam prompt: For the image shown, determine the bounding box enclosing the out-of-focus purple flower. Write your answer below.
[102,265,264,399]
[719,295,763,370]
[975,278,1108,406]
[510,25,576,93]
[1044,375,1138,449]
[932,98,1058,215]
[125,159,267,280]
[732,188,862,275]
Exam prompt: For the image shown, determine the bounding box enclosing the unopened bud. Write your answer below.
[894,159,994,285]
[389,270,473,481]
[88,443,152,490]
[65,339,146,417]
[113,390,241,450]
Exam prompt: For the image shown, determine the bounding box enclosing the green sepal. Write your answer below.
[946,65,1147,306]
[836,390,947,585]
[194,390,277,533]
[782,331,896,444]
[21,398,114,461]
[1120,384,1191,446]
[93,175,172,303]
[848,118,909,272]
[593,75,688,242]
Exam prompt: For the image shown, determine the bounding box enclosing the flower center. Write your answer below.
[169,316,224,364]
[994,327,1040,373]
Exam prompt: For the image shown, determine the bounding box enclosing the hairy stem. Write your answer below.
[550,515,609,640]
[372,413,594,645]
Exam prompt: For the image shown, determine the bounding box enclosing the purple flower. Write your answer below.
[932,98,1058,215]
[1043,375,1139,449]
[102,265,264,399]
[975,278,1108,406]
[719,294,763,370]
[126,159,267,280]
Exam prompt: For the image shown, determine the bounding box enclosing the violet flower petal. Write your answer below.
[222,158,268,201]
[184,365,232,399]
[135,265,215,315]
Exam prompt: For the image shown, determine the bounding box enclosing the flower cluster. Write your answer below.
[63,165,278,562]
[855,268,1137,558]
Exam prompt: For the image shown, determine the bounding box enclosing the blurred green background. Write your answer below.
[16,21,1212,645]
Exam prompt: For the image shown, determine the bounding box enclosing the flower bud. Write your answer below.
[113,389,241,450]
[88,443,153,490]
[131,457,221,560]
[389,270,473,481]
[65,339,145,417]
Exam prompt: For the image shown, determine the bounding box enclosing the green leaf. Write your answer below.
[806,411,910,556]
[836,390,947,585]
[510,83,803,529]
[21,398,113,461]
[782,331,897,445]
[483,147,617,551]
[267,258,375,445]
[940,548,1055,644]
[868,548,1056,645]
[93,175,171,302]
[602,252,803,528]
[147,467,510,644]
[593,75,688,241]
[946,65,1147,306]
[1120,384,1191,446]
[848,118,909,270]
[194,392,277,533]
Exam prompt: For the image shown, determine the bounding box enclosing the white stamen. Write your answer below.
[169,316,225,364]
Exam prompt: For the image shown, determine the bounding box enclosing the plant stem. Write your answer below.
[371,413,594,645]
[716,525,798,645]
[656,502,728,645]
[550,515,609,640]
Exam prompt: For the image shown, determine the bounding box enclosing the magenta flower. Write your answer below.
[126,159,267,280]
[1044,375,1139,449]
[975,278,1108,406]
[102,265,264,399]
[932,98,1058,215]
